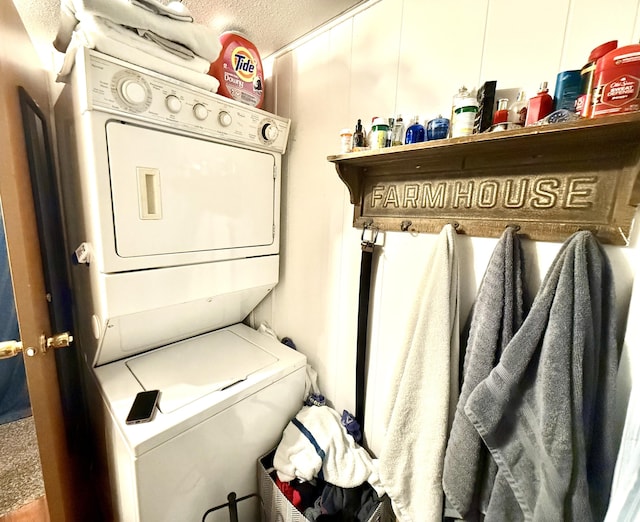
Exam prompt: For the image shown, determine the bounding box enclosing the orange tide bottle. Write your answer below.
[208,31,264,108]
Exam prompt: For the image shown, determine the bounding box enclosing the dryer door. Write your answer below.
[107,121,276,261]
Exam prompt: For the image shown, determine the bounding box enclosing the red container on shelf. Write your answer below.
[576,40,618,117]
[525,82,554,125]
[592,44,640,118]
[208,31,264,108]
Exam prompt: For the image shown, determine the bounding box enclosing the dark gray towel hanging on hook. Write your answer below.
[465,230,619,521]
[443,225,526,520]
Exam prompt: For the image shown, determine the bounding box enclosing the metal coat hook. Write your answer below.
[505,224,521,232]
[400,220,420,236]
[618,226,630,246]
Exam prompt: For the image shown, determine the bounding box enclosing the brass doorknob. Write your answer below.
[0,340,24,359]
[45,332,74,350]
[0,332,73,359]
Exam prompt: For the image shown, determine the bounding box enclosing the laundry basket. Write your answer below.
[258,450,392,522]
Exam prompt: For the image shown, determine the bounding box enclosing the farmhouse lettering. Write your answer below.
[369,176,598,212]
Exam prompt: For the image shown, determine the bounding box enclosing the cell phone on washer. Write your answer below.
[126,390,160,425]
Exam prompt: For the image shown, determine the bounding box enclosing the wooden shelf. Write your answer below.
[328,113,640,245]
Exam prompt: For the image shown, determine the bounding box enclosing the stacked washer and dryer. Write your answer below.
[54,48,306,521]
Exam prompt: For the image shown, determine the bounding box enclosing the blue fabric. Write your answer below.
[0,211,31,424]
[341,410,362,443]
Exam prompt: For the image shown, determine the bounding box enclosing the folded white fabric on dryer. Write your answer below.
[57,16,220,92]
[54,0,221,62]
[130,0,193,22]
[273,405,385,496]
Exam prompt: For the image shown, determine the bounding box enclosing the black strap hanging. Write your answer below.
[356,224,378,434]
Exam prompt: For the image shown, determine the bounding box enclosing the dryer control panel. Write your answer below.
[78,49,290,154]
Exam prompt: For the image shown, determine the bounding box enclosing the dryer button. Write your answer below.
[120,79,147,105]
[165,95,182,113]
[260,120,280,143]
[218,110,232,127]
[193,103,208,121]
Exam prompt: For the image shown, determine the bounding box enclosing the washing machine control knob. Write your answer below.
[165,95,182,114]
[119,79,147,105]
[261,122,279,142]
[218,110,232,127]
[193,103,208,121]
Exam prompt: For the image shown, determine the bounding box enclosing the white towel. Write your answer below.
[134,28,195,60]
[379,224,460,522]
[57,20,220,93]
[605,383,640,522]
[77,16,209,71]
[273,406,384,496]
[54,0,221,62]
[130,0,193,22]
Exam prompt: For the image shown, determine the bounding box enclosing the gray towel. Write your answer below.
[442,226,525,520]
[465,231,619,521]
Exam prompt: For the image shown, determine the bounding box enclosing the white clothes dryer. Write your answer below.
[54,49,305,521]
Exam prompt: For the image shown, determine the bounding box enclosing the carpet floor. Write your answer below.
[0,417,44,516]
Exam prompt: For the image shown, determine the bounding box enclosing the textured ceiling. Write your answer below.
[13,0,368,60]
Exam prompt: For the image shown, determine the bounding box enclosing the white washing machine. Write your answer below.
[54,49,305,521]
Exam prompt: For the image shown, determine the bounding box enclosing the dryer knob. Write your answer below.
[193,103,208,121]
[262,122,279,142]
[165,95,182,113]
[218,111,232,127]
[120,79,147,105]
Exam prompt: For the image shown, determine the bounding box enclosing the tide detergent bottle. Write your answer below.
[209,31,264,108]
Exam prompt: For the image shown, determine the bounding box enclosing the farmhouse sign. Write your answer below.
[329,114,640,245]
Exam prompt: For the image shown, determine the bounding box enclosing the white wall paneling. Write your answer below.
[268,0,640,459]
[396,0,489,123]
[481,0,571,98]
[562,0,639,73]
[349,0,403,128]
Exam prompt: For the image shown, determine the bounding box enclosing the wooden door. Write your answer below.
[0,2,82,521]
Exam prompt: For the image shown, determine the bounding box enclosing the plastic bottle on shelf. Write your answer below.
[508,91,528,126]
[370,117,389,149]
[386,117,395,147]
[525,82,554,126]
[553,70,581,111]
[366,117,377,148]
[492,98,509,124]
[426,115,449,140]
[404,116,425,144]
[451,86,479,137]
[592,43,640,118]
[391,115,405,146]
[340,128,353,153]
[576,40,618,117]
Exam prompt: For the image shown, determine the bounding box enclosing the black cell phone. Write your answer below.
[126,390,160,425]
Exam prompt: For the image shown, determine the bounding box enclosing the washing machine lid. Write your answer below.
[125,329,278,413]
